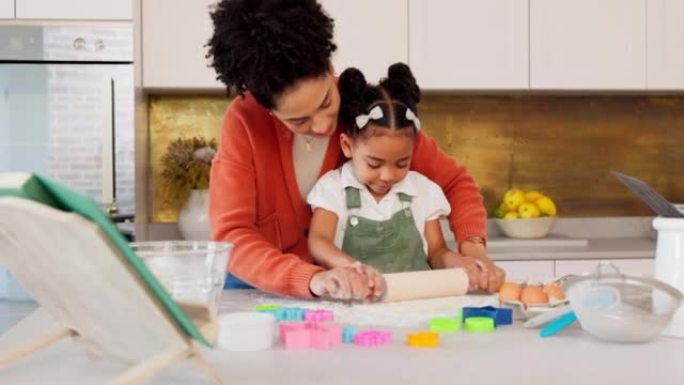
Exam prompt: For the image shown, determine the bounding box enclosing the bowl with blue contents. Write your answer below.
[565,263,683,342]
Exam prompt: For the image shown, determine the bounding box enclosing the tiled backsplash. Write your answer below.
[149,94,684,222]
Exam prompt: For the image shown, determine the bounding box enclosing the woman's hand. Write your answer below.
[309,264,384,302]
[441,251,505,293]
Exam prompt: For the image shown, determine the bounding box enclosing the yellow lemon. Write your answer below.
[518,202,541,218]
[503,188,526,211]
[525,190,544,202]
[499,200,513,212]
[503,211,519,219]
[535,196,557,216]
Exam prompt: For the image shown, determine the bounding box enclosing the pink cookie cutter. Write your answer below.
[354,330,392,347]
[280,322,342,349]
[304,309,334,323]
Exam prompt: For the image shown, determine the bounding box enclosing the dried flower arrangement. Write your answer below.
[160,136,217,205]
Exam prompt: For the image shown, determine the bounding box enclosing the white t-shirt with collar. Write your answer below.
[306,161,451,255]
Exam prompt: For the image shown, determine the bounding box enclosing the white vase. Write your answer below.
[178,189,211,240]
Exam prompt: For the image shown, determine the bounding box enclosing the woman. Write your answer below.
[206,0,504,301]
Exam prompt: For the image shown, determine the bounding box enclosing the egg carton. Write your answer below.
[501,298,569,321]
[499,275,574,320]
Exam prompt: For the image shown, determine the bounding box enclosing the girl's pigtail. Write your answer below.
[385,62,421,108]
[339,67,368,129]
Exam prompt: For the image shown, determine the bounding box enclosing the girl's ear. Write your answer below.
[340,133,354,158]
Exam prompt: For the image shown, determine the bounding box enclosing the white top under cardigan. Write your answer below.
[292,134,330,199]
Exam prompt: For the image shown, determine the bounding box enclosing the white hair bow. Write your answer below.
[405,108,421,131]
[355,106,383,129]
[354,104,421,131]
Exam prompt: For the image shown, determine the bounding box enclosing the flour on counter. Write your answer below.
[218,291,498,328]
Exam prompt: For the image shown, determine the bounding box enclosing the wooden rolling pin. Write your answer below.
[381,268,469,302]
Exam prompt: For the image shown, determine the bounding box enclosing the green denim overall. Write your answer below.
[340,187,430,273]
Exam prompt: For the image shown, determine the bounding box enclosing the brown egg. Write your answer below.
[543,283,565,301]
[498,282,522,302]
[520,285,549,306]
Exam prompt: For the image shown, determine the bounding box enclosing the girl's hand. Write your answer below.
[475,257,506,293]
[309,266,374,301]
[349,262,385,301]
[440,252,505,292]
[440,252,484,291]
[459,240,506,292]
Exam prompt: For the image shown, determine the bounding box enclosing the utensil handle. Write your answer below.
[539,311,578,338]
[523,304,572,328]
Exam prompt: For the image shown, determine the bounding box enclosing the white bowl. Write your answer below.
[566,273,682,342]
[495,217,556,239]
[217,312,276,351]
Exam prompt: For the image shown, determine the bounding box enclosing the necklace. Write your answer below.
[303,135,314,152]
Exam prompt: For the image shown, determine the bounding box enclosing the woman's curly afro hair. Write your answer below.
[207,0,336,109]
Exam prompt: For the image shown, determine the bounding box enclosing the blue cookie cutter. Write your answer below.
[462,306,513,326]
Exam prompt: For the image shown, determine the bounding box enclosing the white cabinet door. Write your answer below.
[648,0,684,89]
[530,0,646,89]
[16,0,132,20]
[0,0,14,19]
[320,0,408,83]
[408,0,528,90]
[555,259,654,278]
[142,0,222,90]
[495,261,555,282]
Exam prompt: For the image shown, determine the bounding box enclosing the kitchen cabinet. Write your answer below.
[555,259,654,278]
[0,0,13,19]
[408,0,528,90]
[142,0,222,90]
[320,0,408,83]
[495,261,555,282]
[647,0,684,89]
[143,0,406,90]
[530,0,646,90]
[15,0,132,20]
[137,0,677,91]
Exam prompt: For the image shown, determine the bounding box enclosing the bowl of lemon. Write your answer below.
[493,189,557,239]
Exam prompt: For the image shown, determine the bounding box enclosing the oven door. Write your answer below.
[0,62,134,214]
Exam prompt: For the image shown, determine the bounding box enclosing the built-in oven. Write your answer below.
[0,25,134,299]
[0,25,134,215]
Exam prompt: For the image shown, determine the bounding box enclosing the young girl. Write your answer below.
[307,63,495,296]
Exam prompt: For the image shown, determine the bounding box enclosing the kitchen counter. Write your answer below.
[488,237,655,261]
[1,290,683,384]
[147,217,659,263]
[442,216,658,262]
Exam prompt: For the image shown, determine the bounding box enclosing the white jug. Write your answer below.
[653,217,684,337]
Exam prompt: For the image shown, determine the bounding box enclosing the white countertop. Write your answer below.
[1,290,683,384]
[488,237,655,261]
[446,217,658,261]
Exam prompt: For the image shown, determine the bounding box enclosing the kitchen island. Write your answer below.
[1,289,682,385]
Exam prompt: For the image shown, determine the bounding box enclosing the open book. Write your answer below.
[0,173,220,384]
